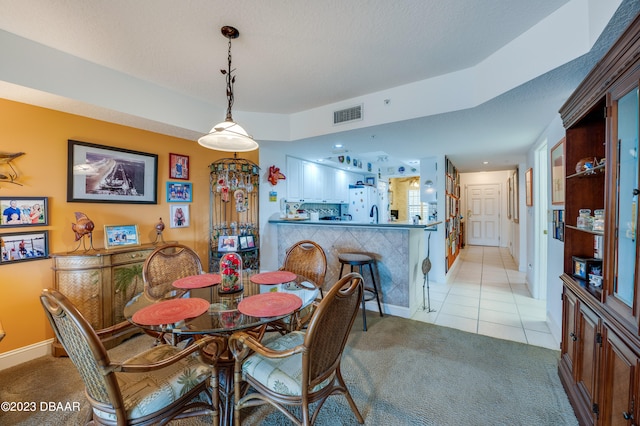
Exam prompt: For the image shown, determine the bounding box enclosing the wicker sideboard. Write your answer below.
[50,243,172,356]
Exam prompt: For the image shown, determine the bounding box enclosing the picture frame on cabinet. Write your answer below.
[0,196,48,227]
[104,224,140,249]
[169,153,189,180]
[218,235,238,252]
[170,204,189,228]
[550,138,565,205]
[67,140,158,204]
[0,230,49,264]
[525,168,533,206]
[166,181,192,202]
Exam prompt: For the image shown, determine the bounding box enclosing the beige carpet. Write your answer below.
[0,314,577,425]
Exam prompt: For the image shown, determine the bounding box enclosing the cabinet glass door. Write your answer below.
[614,87,639,306]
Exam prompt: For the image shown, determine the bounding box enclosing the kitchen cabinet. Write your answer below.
[558,13,640,425]
[50,243,164,356]
[286,155,362,203]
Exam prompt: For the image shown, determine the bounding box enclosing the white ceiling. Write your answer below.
[0,0,638,173]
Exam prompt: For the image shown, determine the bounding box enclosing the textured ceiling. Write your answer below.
[0,1,638,172]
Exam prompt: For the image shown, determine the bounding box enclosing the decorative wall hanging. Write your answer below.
[0,230,48,264]
[0,151,24,186]
[68,140,158,204]
[0,197,48,227]
[268,165,286,186]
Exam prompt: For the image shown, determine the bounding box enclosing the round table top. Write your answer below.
[125,272,318,335]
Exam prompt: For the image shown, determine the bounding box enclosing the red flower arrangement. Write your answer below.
[220,252,243,293]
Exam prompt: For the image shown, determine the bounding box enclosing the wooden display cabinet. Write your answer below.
[558,12,640,425]
[50,243,170,356]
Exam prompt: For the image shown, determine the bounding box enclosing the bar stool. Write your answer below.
[338,253,383,331]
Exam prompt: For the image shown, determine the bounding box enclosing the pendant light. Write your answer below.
[198,26,258,152]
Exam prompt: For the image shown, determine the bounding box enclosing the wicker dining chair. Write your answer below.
[229,272,365,426]
[40,288,223,426]
[271,240,327,333]
[142,243,204,300]
[280,240,327,296]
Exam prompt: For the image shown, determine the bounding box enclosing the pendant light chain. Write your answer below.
[224,35,236,122]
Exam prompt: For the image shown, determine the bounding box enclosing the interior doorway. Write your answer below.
[465,183,501,246]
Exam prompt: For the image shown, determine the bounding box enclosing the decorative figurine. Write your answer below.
[71,212,95,252]
[153,217,166,244]
[267,165,286,186]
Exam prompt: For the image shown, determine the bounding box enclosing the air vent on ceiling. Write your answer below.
[333,104,363,125]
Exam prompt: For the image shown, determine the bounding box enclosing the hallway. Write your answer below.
[411,245,559,350]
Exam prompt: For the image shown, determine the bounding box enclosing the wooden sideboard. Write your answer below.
[50,242,173,356]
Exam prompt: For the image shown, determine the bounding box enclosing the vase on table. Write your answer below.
[219,252,243,294]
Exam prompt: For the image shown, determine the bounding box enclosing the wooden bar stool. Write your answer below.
[338,253,383,331]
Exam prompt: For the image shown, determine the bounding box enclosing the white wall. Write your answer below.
[527,114,566,343]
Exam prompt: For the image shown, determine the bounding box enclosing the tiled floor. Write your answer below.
[411,245,559,350]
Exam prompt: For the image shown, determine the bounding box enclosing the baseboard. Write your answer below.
[364,301,409,318]
[0,339,53,371]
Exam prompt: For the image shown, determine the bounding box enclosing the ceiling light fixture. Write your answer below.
[198,26,258,152]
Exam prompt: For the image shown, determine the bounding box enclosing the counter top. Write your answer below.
[269,218,442,229]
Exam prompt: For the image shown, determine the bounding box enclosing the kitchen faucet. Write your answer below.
[370,204,379,224]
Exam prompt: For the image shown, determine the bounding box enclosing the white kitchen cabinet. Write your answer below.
[286,156,304,201]
[286,155,365,203]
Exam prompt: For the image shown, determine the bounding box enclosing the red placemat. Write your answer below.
[132,298,209,325]
[250,271,297,285]
[173,273,221,289]
[238,293,302,317]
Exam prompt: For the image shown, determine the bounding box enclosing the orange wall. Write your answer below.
[0,98,258,353]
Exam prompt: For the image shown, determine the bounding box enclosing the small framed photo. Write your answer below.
[170,204,190,228]
[218,235,238,252]
[0,230,49,264]
[239,236,248,249]
[167,181,192,202]
[104,224,140,249]
[169,153,189,180]
[0,197,48,227]
[246,235,255,248]
[365,176,376,185]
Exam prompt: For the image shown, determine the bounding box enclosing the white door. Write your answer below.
[466,184,501,246]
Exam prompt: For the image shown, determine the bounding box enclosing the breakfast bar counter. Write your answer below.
[269,218,441,318]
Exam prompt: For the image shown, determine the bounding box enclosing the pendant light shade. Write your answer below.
[198,120,258,152]
[198,26,258,152]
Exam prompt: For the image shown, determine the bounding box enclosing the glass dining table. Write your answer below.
[123,270,319,425]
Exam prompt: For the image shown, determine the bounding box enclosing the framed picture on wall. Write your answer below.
[0,230,49,264]
[551,138,565,205]
[525,168,533,206]
[0,197,48,227]
[169,153,189,180]
[67,140,158,204]
[170,204,190,228]
[167,181,192,202]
